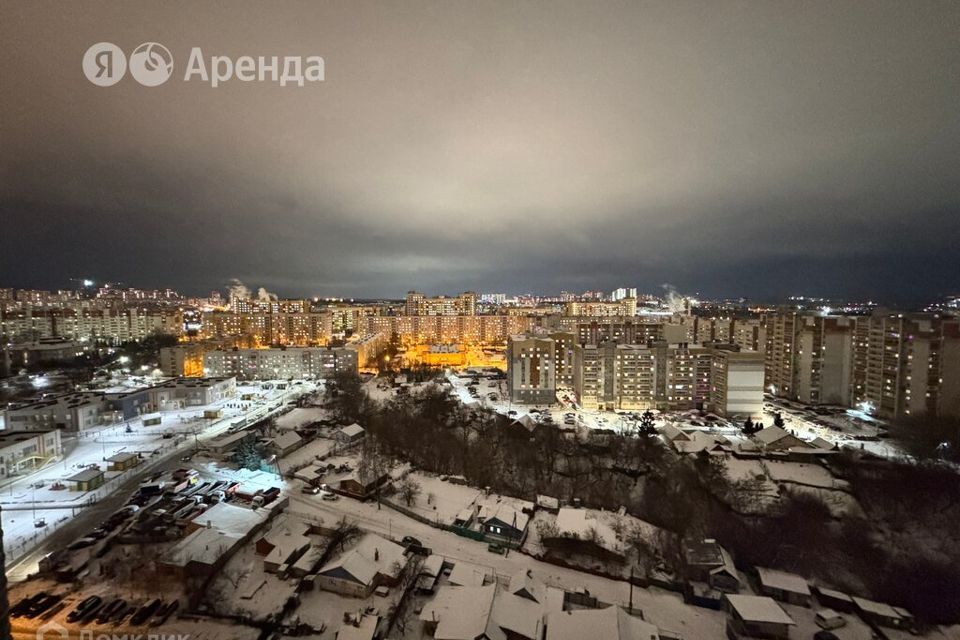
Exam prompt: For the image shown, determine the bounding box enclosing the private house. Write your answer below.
[419,584,546,640]
[65,466,105,491]
[105,452,140,472]
[447,560,493,587]
[335,423,365,445]
[255,515,312,573]
[852,597,914,630]
[724,595,795,639]
[684,539,741,594]
[161,500,272,580]
[547,606,661,640]
[751,426,811,452]
[160,528,245,580]
[207,430,256,457]
[338,470,389,500]
[315,533,407,598]
[812,586,855,613]
[661,424,728,455]
[510,569,548,604]
[478,502,530,543]
[266,430,304,458]
[756,567,811,606]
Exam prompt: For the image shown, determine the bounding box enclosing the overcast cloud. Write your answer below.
[1,1,958,301]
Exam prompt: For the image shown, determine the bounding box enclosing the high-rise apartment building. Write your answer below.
[765,310,960,419]
[404,291,477,316]
[506,335,557,404]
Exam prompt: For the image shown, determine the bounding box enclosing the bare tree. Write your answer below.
[398,477,422,506]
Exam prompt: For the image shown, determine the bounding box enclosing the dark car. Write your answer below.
[79,599,105,624]
[130,598,162,625]
[152,599,179,626]
[25,593,62,619]
[11,592,48,617]
[96,598,127,624]
[401,535,423,547]
[10,595,38,617]
[67,595,102,623]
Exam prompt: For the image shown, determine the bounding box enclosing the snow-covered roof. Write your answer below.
[420,554,445,579]
[162,528,243,567]
[555,508,621,553]
[481,503,529,533]
[660,423,689,442]
[337,614,378,640]
[65,466,104,482]
[318,533,405,587]
[419,584,497,640]
[815,586,854,603]
[418,584,545,640]
[852,596,905,619]
[509,568,547,604]
[269,430,302,450]
[190,501,267,536]
[536,495,559,510]
[753,426,792,445]
[260,515,311,565]
[448,560,491,587]
[548,606,660,640]
[105,452,139,463]
[339,423,365,437]
[672,430,725,454]
[756,567,811,596]
[726,595,795,625]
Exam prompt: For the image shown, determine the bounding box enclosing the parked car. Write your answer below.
[301,485,320,495]
[96,598,127,624]
[67,595,102,623]
[25,594,62,619]
[130,599,162,626]
[152,599,179,626]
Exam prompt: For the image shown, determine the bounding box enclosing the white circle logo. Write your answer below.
[82,42,127,86]
[129,42,174,86]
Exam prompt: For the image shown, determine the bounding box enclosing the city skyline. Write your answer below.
[2,1,959,302]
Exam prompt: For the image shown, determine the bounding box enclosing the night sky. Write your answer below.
[1,1,958,302]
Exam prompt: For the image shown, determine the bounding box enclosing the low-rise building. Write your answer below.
[420,584,546,640]
[756,567,811,606]
[65,466,105,491]
[547,605,660,640]
[684,539,741,594]
[335,423,366,445]
[105,452,141,472]
[724,595,795,639]
[315,533,407,598]
[0,430,62,477]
